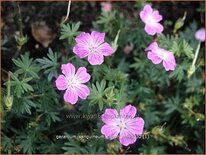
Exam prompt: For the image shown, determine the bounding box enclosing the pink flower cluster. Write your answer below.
[56,31,113,104]
[101,105,144,146]
[140,5,176,71]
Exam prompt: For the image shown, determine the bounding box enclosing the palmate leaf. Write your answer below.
[62,135,105,154]
[164,96,183,115]
[36,48,59,81]
[130,57,150,74]
[12,53,40,79]
[62,137,88,154]
[2,133,13,154]
[11,98,36,115]
[59,22,81,43]
[17,134,35,153]
[170,39,194,59]
[44,111,61,126]
[169,61,190,82]
[10,72,34,98]
[89,80,107,110]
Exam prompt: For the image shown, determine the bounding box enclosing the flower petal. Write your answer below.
[75,32,92,46]
[195,28,205,42]
[91,31,105,46]
[102,109,119,125]
[55,75,67,90]
[97,42,113,56]
[73,44,89,59]
[153,23,164,34]
[64,88,78,104]
[144,25,156,36]
[119,129,137,146]
[152,10,163,22]
[145,42,159,52]
[147,51,162,64]
[140,4,153,22]
[162,52,176,71]
[163,60,176,71]
[101,124,120,140]
[75,84,90,100]
[126,117,144,135]
[75,67,91,83]
[61,63,75,78]
[120,105,137,119]
[88,53,104,65]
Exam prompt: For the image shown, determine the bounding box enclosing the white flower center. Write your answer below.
[117,117,127,130]
[67,76,79,89]
[89,46,98,53]
[157,49,168,60]
[145,14,156,24]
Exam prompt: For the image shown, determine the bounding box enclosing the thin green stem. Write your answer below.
[192,41,201,67]
[7,72,11,96]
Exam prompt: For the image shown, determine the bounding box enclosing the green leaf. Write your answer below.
[36,48,59,81]
[169,61,190,82]
[170,39,194,59]
[12,53,40,79]
[59,22,81,43]
[10,72,34,98]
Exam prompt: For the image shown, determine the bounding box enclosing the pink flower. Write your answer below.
[140,4,163,35]
[195,28,205,42]
[101,105,144,146]
[145,42,176,71]
[73,31,113,65]
[55,63,91,104]
[101,2,112,12]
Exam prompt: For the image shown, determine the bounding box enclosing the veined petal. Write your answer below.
[75,84,90,100]
[91,31,105,46]
[145,42,159,52]
[75,32,92,46]
[55,75,67,90]
[75,67,91,83]
[61,63,75,78]
[144,25,156,36]
[152,10,163,22]
[126,117,144,135]
[88,52,104,65]
[163,52,176,71]
[119,129,137,146]
[101,124,120,140]
[120,105,137,119]
[153,23,164,34]
[97,42,113,56]
[102,109,119,125]
[64,88,78,104]
[147,51,162,64]
[140,5,153,22]
[73,44,89,59]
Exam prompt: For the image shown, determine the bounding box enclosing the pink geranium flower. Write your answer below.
[73,31,113,65]
[195,28,205,42]
[55,63,91,104]
[140,4,163,35]
[145,42,176,71]
[101,105,144,146]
